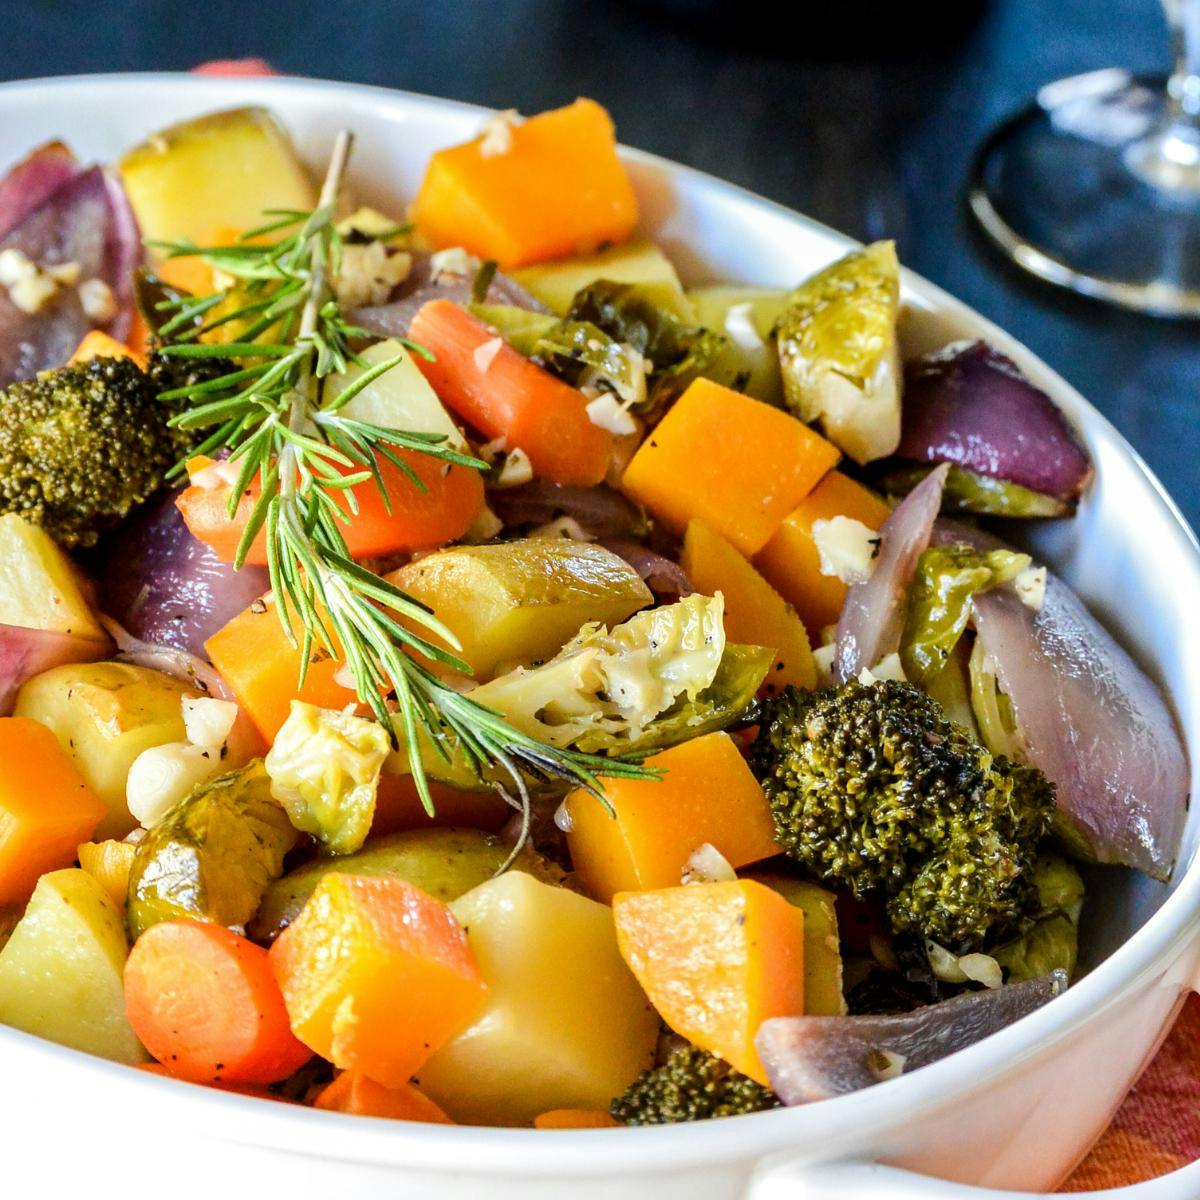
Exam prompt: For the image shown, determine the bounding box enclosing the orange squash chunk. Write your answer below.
[205,597,358,743]
[681,520,816,694]
[534,1109,620,1129]
[269,874,487,1087]
[613,879,805,1085]
[620,378,840,556]
[0,717,106,904]
[565,733,779,904]
[411,99,638,269]
[315,1070,454,1124]
[754,470,891,635]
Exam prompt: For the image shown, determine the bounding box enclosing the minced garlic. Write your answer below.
[334,241,412,308]
[585,392,638,436]
[78,278,117,323]
[479,109,520,158]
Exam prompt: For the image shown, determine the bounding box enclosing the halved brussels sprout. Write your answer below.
[880,464,1069,519]
[776,240,901,464]
[126,761,297,939]
[469,593,769,755]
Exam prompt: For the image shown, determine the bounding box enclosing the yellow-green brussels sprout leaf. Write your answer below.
[266,702,392,855]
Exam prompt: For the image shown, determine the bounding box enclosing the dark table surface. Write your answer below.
[2,0,1196,526]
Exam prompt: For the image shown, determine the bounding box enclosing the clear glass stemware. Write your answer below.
[969,0,1200,317]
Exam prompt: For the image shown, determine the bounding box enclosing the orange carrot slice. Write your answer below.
[124,920,312,1085]
[408,299,614,486]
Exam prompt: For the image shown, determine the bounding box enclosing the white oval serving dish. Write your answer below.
[0,72,1197,1200]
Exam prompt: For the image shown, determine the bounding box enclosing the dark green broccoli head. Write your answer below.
[611,1044,779,1125]
[0,354,195,547]
[747,679,1054,951]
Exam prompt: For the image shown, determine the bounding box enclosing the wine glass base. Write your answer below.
[968,70,1200,317]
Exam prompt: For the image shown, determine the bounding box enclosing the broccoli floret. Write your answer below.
[0,354,194,547]
[747,679,1054,951]
[611,1045,779,1125]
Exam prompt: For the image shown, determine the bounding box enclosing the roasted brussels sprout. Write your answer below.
[126,761,297,939]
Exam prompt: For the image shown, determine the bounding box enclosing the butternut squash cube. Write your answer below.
[565,732,779,903]
[0,718,106,904]
[620,378,840,556]
[681,520,816,693]
[613,879,806,1085]
[269,874,487,1087]
[416,873,658,1126]
[411,99,638,269]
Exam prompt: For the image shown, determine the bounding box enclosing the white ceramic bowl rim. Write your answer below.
[0,72,1196,1176]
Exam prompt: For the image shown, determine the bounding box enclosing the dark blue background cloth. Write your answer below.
[0,0,1195,526]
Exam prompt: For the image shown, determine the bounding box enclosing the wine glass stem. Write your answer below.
[1164,0,1200,124]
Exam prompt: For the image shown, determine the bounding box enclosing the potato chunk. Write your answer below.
[0,869,146,1063]
[387,539,652,679]
[119,106,315,249]
[417,872,658,1125]
[15,662,199,839]
[0,513,105,640]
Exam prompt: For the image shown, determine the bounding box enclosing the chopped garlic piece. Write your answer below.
[189,456,242,489]
[857,654,905,687]
[461,504,504,544]
[1015,564,1047,612]
[127,742,223,827]
[723,301,764,351]
[478,435,508,464]
[0,248,85,315]
[958,953,1004,990]
[479,108,520,158]
[78,278,117,323]
[585,392,638,436]
[182,696,239,749]
[812,516,879,585]
[870,652,907,682]
[529,516,594,542]
[682,843,737,885]
[925,940,1003,989]
[332,660,356,690]
[813,642,837,688]
[868,1049,907,1081]
[46,261,81,286]
[553,799,575,833]
[430,246,481,279]
[334,240,412,308]
[7,273,58,314]
[473,336,504,374]
[495,446,534,488]
[0,248,37,286]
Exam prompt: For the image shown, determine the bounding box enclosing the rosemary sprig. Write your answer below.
[153,130,656,817]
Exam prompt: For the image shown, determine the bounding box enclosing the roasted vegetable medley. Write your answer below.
[0,100,1187,1129]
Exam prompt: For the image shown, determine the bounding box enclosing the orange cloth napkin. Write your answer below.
[1061,994,1199,1190]
[189,56,1194,1193]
